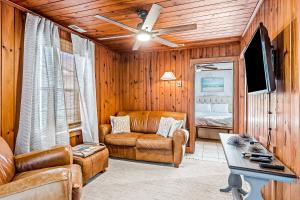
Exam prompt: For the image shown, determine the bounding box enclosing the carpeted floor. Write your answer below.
[82,157,232,200]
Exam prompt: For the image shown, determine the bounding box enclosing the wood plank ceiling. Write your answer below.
[11,0,259,51]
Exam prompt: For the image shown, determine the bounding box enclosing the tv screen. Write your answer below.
[244,23,276,93]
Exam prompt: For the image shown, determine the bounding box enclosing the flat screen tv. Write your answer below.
[244,23,276,94]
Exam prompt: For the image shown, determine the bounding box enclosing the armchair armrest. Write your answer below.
[172,129,189,167]
[0,168,72,200]
[99,124,112,143]
[15,145,73,173]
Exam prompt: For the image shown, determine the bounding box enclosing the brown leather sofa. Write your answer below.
[0,137,82,200]
[99,111,189,167]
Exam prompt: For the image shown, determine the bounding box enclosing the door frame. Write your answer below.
[188,56,240,153]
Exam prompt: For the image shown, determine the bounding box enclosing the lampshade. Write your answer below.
[160,72,176,80]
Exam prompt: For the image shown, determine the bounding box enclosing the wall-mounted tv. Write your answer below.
[244,23,276,94]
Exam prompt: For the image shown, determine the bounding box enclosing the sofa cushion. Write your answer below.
[110,115,130,134]
[169,120,184,137]
[156,117,175,137]
[105,133,143,147]
[147,111,187,133]
[136,134,172,151]
[118,111,149,133]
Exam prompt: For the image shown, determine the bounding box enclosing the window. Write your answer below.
[60,38,81,128]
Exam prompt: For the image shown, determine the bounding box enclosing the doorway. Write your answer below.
[188,56,239,153]
[195,62,233,140]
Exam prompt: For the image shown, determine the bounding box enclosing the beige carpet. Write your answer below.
[82,157,232,200]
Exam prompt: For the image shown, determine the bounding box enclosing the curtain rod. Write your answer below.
[1,0,110,50]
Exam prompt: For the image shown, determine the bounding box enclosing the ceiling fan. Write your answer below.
[196,64,219,71]
[94,4,197,51]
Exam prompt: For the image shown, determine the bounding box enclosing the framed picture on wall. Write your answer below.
[201,77,224,92]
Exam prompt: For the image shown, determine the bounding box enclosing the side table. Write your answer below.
[73,147,109,184]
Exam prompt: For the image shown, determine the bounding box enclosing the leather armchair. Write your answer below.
[0,137,82,200]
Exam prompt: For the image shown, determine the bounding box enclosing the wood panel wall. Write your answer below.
[119,42,241,152]
[95,43,122,125]
[242,0,300,199]
[0,2,24,150]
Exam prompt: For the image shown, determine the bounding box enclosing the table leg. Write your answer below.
[220,173,246,194]
[243,176,268,200]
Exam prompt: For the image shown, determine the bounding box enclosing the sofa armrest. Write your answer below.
[15,145,73,173]
[99,124,112,143]
[172,129,189,167]
[173,129,189,145]
[0,168,72,200]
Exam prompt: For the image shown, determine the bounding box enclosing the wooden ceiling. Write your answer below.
[10,0,259,51]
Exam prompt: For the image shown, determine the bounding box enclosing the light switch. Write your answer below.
[176,81,182,87]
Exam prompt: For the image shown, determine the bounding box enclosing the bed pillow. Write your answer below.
[211,104,229,113]
[168,120,184,137]
[156,117,175,137]
[110,115,130,134]
[199,104,211,112]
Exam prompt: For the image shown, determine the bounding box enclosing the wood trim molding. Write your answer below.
[118,36,241,53]
[189,56,240,150]
[242,0,264,37]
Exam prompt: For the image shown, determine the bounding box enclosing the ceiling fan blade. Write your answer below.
[141,4,162,32]
[132,40,142,51]
[94,15,138,33]
[202,66,218,70]
[153,36,178,48]
[153,24,197,35]
[97,34,135,41]
[196,64,218,70]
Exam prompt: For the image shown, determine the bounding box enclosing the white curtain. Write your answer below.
[71,34,99,144]
[15,13,69,155]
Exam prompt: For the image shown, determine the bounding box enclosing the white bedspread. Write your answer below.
[195,112,232,128]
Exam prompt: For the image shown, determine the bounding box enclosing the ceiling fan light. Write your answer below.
[137,32,151,42]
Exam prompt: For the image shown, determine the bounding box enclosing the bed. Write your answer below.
[195,111,232,128]
[195,96,233,139]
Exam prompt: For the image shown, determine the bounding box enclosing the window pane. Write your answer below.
[60,39,81,126]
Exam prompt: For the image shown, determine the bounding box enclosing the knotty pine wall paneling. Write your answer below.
[119,42,241,152]
[0,2,24,150]
[95,43,122,125]
[242,0,300,199]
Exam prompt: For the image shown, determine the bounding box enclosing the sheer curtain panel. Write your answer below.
[71,34,99,144]
[15,13,69,155]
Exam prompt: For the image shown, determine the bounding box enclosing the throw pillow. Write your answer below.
[211,104,229,113]
[156,117,175,137]
[199,104,212,112]
[110,115,130,134]
[168,120,184,137]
